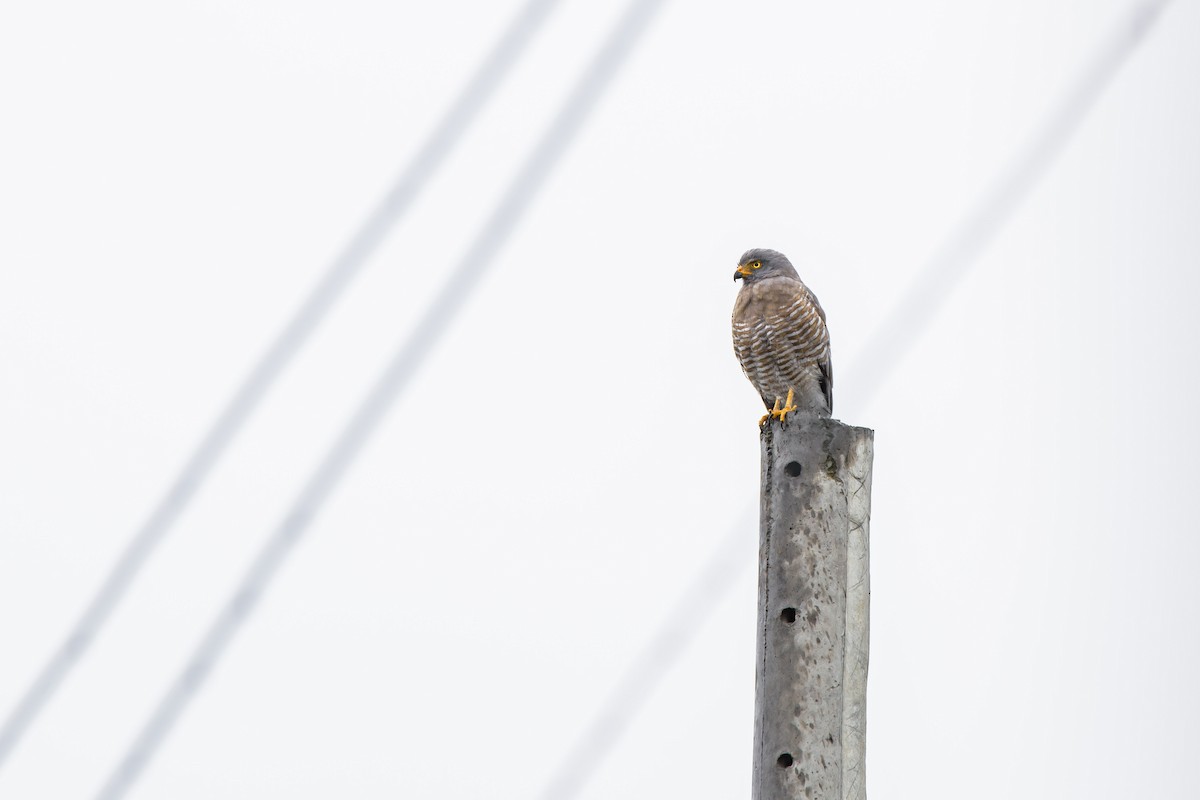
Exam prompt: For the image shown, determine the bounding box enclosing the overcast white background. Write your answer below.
[2,1,1198,797]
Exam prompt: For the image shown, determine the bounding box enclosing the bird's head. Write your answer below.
[733,248,799,284]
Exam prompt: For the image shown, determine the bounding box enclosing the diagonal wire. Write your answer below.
[93,1,665,798]
[532,2,1172,798]
[537,514,755,800]
[0,0,562,770]
[845,0,1173,400]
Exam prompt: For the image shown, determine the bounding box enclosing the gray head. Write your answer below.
[733,248,800,284]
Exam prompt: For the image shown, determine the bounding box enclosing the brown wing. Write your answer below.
[803,284,833,412]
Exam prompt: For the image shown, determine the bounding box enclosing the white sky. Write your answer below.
[1,1,1198,797]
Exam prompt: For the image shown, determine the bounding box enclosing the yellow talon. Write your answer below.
[759,390,799,426]
[766,388,799,425]
[778,387,798,424]
[759,396,783,427]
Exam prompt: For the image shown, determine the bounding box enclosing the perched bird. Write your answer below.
[731,248,833,424]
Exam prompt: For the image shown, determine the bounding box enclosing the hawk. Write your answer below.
[732,248,833,424]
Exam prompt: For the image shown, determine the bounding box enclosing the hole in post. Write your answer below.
[784,461,802,477]
[777,753,794,768]
[780,607,797,623]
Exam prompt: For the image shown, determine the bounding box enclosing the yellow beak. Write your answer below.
[734,264,755,280]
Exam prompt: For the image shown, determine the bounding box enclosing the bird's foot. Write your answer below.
[758,396,782,427]
[770,388,798,425]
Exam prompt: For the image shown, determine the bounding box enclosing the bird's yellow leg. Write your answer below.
[759,396,783,426]
[772,388,799,424]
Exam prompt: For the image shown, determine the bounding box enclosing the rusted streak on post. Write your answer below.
[753,417,873,800]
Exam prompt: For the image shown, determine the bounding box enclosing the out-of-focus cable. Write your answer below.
[534,3,1173,798]
[0,0,562,771]
[93,2,665,798]
[846,0,1173,401]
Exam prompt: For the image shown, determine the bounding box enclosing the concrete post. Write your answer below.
[752,416,874,800]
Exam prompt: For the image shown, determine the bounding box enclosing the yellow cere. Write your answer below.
[736,259,764,277]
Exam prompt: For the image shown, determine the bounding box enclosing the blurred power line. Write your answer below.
[533,2,1172,798]
[92,1,666,798]
[0,0,562,771]
[537,515,755,800]
[846,0,1173,400]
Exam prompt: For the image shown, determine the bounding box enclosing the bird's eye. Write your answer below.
[752,260,762,269]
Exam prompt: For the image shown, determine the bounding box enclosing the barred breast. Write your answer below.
[732,276,833,415]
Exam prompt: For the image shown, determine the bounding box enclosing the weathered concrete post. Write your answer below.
[752,416,874,800]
